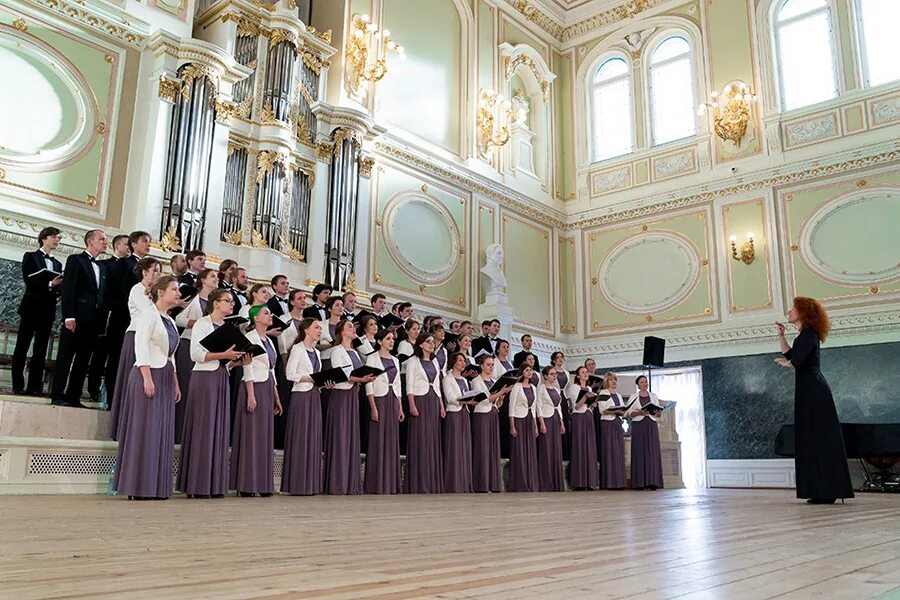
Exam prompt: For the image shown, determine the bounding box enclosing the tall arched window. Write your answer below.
[774,0,838,111]
[855,0,900,87]
[590,57,633,162]
[648,36,697,145]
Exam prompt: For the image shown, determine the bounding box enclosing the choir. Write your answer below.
[10,227,668,499]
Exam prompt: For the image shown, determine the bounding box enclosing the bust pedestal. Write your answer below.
[478,290,515,343]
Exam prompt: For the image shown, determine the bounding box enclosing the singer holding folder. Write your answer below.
[405,333,444,494]
[324,320,377,495]
[177,290,248,498]
[441,353,476,493]
[627,375,664,490]
[282,318,329,496]
[566,367,599,490]
[508,365,539,492]
[536,366,565,492]
[230,306,283,497]
[597,372,627,490]
[364,329,403,494]
[470,356,512,493]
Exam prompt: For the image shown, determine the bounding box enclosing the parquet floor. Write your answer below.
[1,489,899,599]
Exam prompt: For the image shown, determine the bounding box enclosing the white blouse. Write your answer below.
[126,283,154,333]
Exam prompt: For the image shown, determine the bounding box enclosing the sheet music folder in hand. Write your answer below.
[311,367,349,387]
[28,268,61,285]
[198,326,266,356]
[458,390,488,404]
[489,374,518,393]
[350,365,384,379]
[604,399,635,413]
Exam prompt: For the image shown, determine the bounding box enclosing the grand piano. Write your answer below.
[775,423,900,492]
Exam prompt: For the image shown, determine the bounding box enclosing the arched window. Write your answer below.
[648,36,697,145]
[590,57,633,162]
[774,0,838,111]
[855,0,900,87]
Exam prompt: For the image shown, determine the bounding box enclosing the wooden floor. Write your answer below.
[1,490,899,600]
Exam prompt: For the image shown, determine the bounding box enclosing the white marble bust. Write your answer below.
[480,243,508,294]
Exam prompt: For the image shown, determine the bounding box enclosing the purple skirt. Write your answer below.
[281,388,323,495]
[472,409,501,492]
[631,418,664,489]
[323,386,362,495]
[364,391,401,494]
[230,375,276,494]
[569,412,598,489]
[509,417,538,492]
[406,391,443,494]
[537,413,564,492]
[107,331,135,441]
[442,409,473,493]
[176,367,230,496]
[600,419,626,489]
[173,342,194,444]
[113,363,176,498]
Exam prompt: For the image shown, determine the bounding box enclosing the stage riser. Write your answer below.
[0,436,684,495]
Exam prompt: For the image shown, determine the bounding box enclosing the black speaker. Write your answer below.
[642,336,665,367]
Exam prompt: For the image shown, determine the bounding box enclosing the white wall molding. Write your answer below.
[707,459,795,489]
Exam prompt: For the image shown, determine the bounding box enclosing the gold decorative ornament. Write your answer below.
[641,224,648,231]
[223,230,243,245]
[343,272,358,293]
[344,13,405,96]
[591,276,598,285]
[236,96,252,119]
[421,184,429,193]
[418,284,427,293]
[869,286,879,294]
[158,76,179,103]
[699,80,757,146]
[179,63,218,101]
[0,168,6,180]
[476,89,511,157]
[95,122,106,134]
[791,244,798,251]
[373,273,382,283]
[306,26,332,45]
[255,150,285,183]
[592,321,599,329]
[332,128,361,156]
[159,226,182,252]
[301,50,326,75]
[857,179,867,187]
[250,229,268,248]
[785,193,793,201]
[283,244,304,262]
[215,99,238,124]
[704,307,712,315]
[12,18,28,31]
[316,141,334,162]
[645,315,653,322]
[702,259,709,266]
[358,156,375,178]
[457,296,465,305]
[729,232,755,265]
[304,278,320,287]
[104,54,115,63]
[85,194,97,206]
[269,27,300,50]
[260,101,277,124]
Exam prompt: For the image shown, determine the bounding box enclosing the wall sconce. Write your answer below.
[698,80,757,146]
[476,89,511,157]
[729,232,755,265]
[345,14,405,95]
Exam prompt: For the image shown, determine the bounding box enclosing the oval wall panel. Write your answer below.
[0,28,98,171]
[382,191,461,285]
[598,231,702,314]
[798,189,900,286]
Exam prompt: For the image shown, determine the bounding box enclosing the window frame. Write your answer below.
[772,0,841,112]
[588,52,636,163]
[852,0,899,89]
[646,34,698,147]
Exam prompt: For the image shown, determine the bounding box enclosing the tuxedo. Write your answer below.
[302,303,327,322]
[220,282,246,316]
[179,271,199,288]
[513,349,540,370]
[266,295,289,318]
[11,249,62,394]
[88,255,130,400]
[51,251,109,406]
[471,335,498,358]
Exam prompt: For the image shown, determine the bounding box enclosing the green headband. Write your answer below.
[248,305,264,323]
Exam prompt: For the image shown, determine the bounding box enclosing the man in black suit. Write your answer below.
[472,320,493,357]
[121,230,151,288]
[266,274,290,317]
[87,234,130,402]
[513,333,540,370]
[51,229,109,408]
[179,250,206,287]
[302,283,332,321]
[11,226,63,395]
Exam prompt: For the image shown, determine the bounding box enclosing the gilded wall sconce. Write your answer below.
[345,13,405,96]
[476,89,511,157]
[698,80,757,146]
[729,232,755,265]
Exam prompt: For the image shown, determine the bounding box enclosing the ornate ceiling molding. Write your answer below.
[503,0,668,44]
[149,32,254,86]
[22,0,151,48]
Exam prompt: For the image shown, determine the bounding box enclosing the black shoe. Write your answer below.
[238,492,254,497]
[806,498,837,504]
[260,493,273,497]
[212,494,224,499]
[13,388,26,396]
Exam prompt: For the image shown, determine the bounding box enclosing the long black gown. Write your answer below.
[784,327,854,501]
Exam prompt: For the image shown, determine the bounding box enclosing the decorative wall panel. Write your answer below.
[501,211,553,333]
[721,198,772,313]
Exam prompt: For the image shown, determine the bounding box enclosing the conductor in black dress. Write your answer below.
[775,296,854,504]
[11,226,63,395]
[51,229,109,408]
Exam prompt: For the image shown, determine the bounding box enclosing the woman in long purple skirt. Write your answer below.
[324,319,377,495]
[441,352,475,493]
[508,366,539,492]
[627,375,665,490]
[282,317,329,495]
[597,372,627,490]
[113,276,182,500]
[108,257,159,441]
[470,356,513,492]
[230,306,283,497]
[177,290,247,498]
[405,333,444,494]
[536,366,565,492]
[364,329,403,494]
[565,367,599,490]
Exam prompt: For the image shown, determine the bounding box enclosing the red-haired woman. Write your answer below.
[776,297,853,504]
